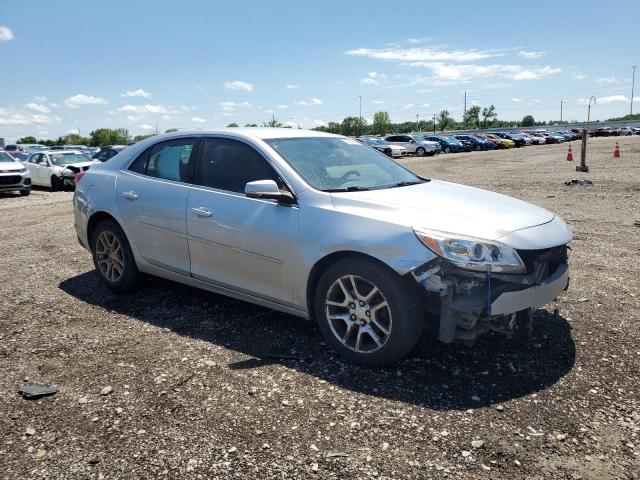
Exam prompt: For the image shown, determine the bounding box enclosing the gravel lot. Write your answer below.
[1,136,639,479]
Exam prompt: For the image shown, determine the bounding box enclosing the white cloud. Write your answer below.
[294,98,322,106]
[49,102,60,108]
[139,124,154,130]
[597,76,622,84]
[161,114,171,120]
[573,73,586,80]
[402,62,561,83]
[511,97,523,102]
[34,96,46,102]
[406,37,430,45]
[24,102,51,113]
[518,50,546,59]
[312,119,326,127]
[372,100,384,104]
[121,89,152,98]
[286,84,300,90]
[598,95,631,104]
[360,71,388,85]
[118,104,171,114]
[345,46,501,62]
[277,104,288,109]
[224,80,254,91]
[64,94,108,108]
[0,26,14,41]
[219,101,252,112]
[191,116,206,123]
[67,129,79,135]
[0,107,61,125]
[420,103,430,108]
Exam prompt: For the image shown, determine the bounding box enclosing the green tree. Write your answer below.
[340,116,367,137]
[521,115,535,127]
[481,105,497,128]
[18,136,37,144]
[437,109,451,132]
[463,105,481,128]
[372,111,391,135]
[132,134,156,142]
[165,128,178,133]
[66,133,91,146]
[244,123,257,127]
[89,128,130,147]
[226,123,239,127]
[263,118,283,128]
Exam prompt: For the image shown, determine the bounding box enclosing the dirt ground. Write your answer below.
[1,136,639,479]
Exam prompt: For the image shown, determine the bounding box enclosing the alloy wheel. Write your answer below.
[325,275,392,354]
[95,231,125,282]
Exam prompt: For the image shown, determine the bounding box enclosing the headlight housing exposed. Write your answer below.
[62,168,75,177]
[413,227,526,274]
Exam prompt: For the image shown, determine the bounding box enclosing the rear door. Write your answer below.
[116,137,199,275]
[186,136,299,304]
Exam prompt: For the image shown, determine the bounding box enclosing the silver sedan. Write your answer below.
[73,129,571,366]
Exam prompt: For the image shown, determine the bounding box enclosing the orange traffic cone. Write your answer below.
[566,144,574,161]
[614,142,620,158]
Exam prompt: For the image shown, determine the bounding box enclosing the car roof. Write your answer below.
[158,128,342,141]
[40,149,90,155]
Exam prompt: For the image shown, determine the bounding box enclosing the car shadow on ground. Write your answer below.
[59,271,576,411]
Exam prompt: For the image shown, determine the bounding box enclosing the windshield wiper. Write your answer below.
[323,186,371,192]
[384,180,426,188]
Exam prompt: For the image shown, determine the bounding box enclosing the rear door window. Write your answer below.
[128,138,198,183]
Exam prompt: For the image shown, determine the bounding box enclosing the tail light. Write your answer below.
[74,171,86,186]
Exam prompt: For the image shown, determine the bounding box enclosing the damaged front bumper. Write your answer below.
[411,245,569,344]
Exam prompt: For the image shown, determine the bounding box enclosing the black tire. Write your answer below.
[90,220,139,293]
[50,175,62,192]
[415,147,426,157]
[475,145,481,151]
[314,257,423,367]
[20,188,31,196]
[444,146,452,153]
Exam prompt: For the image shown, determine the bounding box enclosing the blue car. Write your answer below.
[454,134,494,151]
[421,135,465,153]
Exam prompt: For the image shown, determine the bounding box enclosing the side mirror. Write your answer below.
[410,139,416,143]
[245,180,295,204]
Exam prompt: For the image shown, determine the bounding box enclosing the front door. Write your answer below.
[186,137,299,304]
[116,137,199,275]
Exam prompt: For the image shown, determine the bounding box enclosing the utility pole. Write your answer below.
[432,114,436,134]
[463,90,467,118]
[416,114,419,132]
[560,100,565,123]
[631,65,637,116]
[578,96,596,173]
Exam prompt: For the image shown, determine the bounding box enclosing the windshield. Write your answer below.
[265,137,422,191]
[0,151,18,162]
[50,152,91,165]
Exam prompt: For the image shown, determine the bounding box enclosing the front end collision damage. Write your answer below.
[410,245,569,344]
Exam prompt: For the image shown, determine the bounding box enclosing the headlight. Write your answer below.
[62,168,75,177]
[413,227,526,273]
[18,168,28,173]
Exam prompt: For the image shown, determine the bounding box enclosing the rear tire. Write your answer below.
[444,146,452,153]
[415,147,426,157]
[20,188,31,196]
[90,220,139,293]
[313,258,423,367]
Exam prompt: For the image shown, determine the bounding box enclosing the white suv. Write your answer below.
[384,134,440,156]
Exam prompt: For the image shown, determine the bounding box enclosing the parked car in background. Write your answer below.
[490,132,526,147]
[4,144,45,154]
[570,129,584,138]
[484,133,515,148]
[519,133,544,145]
[0,151,31,196]
[421,135,466,153]
[357,137,407,157]
[10,151,31,162]
[73,128,572,367]
[618,127,634,136]
[24,150,97,191]
[92,145,127,162]
[383,134,440,157]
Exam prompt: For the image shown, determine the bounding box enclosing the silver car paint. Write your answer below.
[74,129,571,319]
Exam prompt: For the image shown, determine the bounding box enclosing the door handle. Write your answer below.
[191,207,213,218]
[122,191,139,200]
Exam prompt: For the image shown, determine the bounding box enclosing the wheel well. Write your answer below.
[306,251,400,317]
[87,211,120,244]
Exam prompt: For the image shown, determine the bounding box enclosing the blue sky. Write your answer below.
[1,0,638,142]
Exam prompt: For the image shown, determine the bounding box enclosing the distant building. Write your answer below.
[0,137,5,148]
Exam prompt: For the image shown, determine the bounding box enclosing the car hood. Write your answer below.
[330,180,558,244]
[57,161,97,169]
[0,161,25,172]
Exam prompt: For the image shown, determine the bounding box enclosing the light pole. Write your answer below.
[631,66,637,116]
[432,113,436,133]
[416,113,419,132]
[560,100,565,123]
[578,96,596,173]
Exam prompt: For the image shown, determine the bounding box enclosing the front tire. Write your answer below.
[314,258,423,367]
[444,146,452,153]
[20,188,31,196]
[91,220,139,293]
[415,147,426,157]
[50,175,62,192]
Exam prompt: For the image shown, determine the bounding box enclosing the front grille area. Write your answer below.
[517,245,568,281]
[0,175,21,185]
